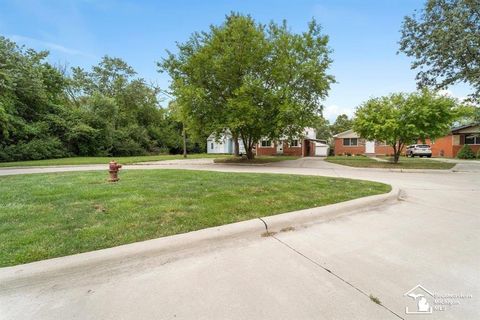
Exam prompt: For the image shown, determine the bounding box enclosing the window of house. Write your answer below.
[289,140,299,147]
[465,135,480,145]
[261,140,271,147]
[210,142,214,149]
[343,138,358,146]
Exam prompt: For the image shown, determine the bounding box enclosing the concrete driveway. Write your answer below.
[0,158,479,319]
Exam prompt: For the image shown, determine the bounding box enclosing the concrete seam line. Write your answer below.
[272,235,405,320]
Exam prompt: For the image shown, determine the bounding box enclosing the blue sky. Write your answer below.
[0,0,472,122]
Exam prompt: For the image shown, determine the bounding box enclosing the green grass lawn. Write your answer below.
[214,155,299,164]
[325,156,456,169]
[0,153,227,168]
[0,169,390,267]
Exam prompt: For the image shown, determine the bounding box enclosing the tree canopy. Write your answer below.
[399,0,480,100]
[353,89,460,163]
[160,13,334,158]
[330,114,353,135]
[0,36,191,162]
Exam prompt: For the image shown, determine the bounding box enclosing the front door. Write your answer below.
[365,141,375,154]
[276,140,283,154]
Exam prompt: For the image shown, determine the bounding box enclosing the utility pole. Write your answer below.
[182,123,187,158]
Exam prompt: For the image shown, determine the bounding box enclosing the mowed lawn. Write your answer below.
[0,153,228,167]
[326,156,456,169]
[0,170,390,266]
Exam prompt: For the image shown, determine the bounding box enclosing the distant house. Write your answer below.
[422,123,480,158]
[206,130,245,154]
[333,130,395,156]
[332,123,480,158]
[207,127,329,157]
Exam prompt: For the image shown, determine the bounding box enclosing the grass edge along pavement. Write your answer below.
[0,169,390,267]
[325,155,455,169]
[214,155,299,164]
[0,154,229,168]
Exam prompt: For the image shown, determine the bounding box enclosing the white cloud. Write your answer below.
[323,104,355,122]
[437,89,470,102]
[10,34,96,59]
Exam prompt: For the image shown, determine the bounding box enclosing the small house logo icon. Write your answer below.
[404,285,433,314]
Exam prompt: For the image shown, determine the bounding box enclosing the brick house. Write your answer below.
[422,123,480,158]
[333,123,480,158]
[208,127,330,157]
[256,128,330,157]
[333,130,396,156]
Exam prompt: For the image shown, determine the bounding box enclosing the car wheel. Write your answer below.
[427,155,431,158]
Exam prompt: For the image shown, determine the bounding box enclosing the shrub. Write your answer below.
[0,137,69,162]
[456,145,476,159]
[477,149,480,159]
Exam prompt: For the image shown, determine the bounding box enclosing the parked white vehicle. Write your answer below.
[406,144,432,158]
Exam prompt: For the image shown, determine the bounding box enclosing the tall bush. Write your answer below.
[457,145,476,159]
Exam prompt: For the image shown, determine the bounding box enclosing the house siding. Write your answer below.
[256,141,303,156]
[334,138,365,155]
[423,132,480,158]
[423,136,454,157]
[283,145,303,156]
[334,138,400,156]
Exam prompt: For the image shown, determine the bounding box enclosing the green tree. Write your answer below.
[330,114,353,135]
[399,0,480,100]
[353,89,459,163]
[314,116,332,141]
[0,36,71,161]
[160,13,334,159]
[69,56,169,156]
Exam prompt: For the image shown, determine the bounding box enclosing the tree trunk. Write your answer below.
[246,147,255,160]
[392,141,403,164]
[241,135,255,160]
[182,125,187,158]
[393,151,400,164]
[232,132,240,157]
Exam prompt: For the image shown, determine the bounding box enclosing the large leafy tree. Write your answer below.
[399,0,480,100]
[160,13,334,159]
[0,36,70,161]
[330,114,353,135]
[314,116,332,141]
[353,89,460,163]
[69,57,167,156]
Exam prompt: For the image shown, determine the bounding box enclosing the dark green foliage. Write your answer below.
[0,137,68,161]
[457,144,476,159]
[0,36,188,161]
[330,114,353,135]
[399,0,480,101]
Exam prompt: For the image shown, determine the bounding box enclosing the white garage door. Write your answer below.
[315,143,329,157]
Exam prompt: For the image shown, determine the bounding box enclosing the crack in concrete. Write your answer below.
[257,216,404,318]
[271,235,405,319]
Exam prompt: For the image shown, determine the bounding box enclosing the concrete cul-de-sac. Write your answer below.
[0,158,479,320]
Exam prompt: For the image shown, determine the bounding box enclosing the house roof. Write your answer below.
[451,122,480,133]
[332,129,358,138]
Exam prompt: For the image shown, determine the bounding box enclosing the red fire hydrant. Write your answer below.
[108,160,122,182]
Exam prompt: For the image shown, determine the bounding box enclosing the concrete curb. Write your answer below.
[0,186,398,286]
[261,186,399,233]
